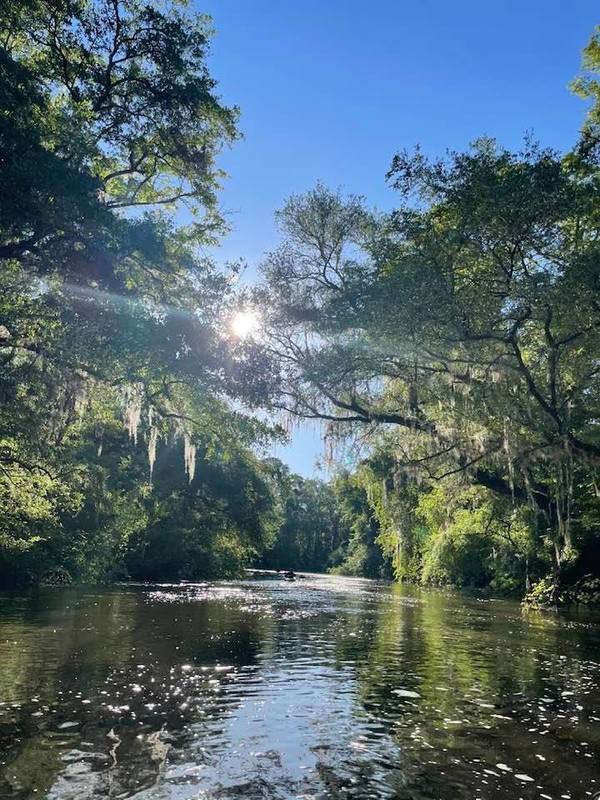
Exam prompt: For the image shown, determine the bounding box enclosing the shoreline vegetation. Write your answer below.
[1,3,599,609]
[27,569,600,611]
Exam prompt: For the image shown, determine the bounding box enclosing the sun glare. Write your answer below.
[230,309,261,339]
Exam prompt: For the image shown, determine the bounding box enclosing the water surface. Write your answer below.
[1,575,599,799]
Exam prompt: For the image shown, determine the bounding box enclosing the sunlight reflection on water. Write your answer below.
[0,575,599,799]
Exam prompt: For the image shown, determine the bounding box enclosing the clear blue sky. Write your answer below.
[197,0,598,476]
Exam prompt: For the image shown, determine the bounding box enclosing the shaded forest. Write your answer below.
[1,1,599,603]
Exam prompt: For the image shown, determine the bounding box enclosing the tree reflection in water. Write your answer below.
[0,577,599,799]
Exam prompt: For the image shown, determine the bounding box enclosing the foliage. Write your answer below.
[126,445,279,581]
[572,25,600,139]
[0,1,291,586]
[2,6,600,598]
[329,470,392,578]
[416,483,537,591]
[258,459,346,573]
[251,30,600,598]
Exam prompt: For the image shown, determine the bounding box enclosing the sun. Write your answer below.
[230,309,261,339]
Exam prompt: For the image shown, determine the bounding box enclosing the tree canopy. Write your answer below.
[1,4,599,602]
[0,0,314,584]
[252,39,600,597]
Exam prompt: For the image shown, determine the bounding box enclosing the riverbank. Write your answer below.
[524,573,600,608]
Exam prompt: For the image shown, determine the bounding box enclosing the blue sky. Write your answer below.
[197,0,598,475]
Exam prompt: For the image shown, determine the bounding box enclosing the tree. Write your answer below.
[256,142,600,589]
[330,469,392,579]
[572,25,600,142]
[259,459,345,572]
[125,439,280,581]
[0,1,281,583]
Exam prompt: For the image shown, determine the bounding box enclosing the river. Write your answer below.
[0,575,599,799]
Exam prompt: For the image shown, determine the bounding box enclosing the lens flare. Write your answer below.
[230,310,261,339]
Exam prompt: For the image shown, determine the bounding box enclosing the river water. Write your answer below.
[0,575,599,799]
